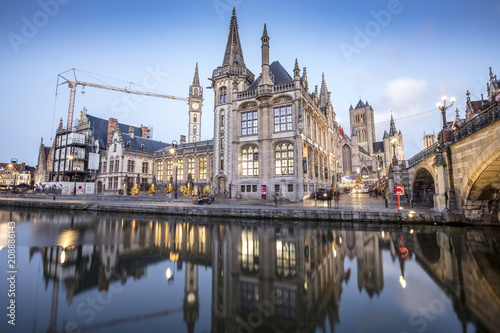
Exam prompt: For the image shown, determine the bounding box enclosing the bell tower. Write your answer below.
[188,63,202,143]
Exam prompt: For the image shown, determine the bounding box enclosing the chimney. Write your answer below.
[129,126,135,138]
[180,135,186,144]
[107,118,118,146]
[140,124,149,138]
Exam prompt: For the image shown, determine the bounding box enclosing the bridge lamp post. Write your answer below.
[169,140,178,199]
[436,96,455,147]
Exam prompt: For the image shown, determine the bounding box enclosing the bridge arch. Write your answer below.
[460,143,500,222]
[412,166,435,206]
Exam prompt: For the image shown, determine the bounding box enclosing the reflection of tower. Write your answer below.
[183,262,199,333]
[357,232,384,297]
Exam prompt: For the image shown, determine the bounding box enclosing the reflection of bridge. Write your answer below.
[407,103,500,222]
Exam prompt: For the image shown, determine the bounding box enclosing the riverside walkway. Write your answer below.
[0,192,460,225]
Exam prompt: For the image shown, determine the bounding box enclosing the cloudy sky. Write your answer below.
[1,0,499,166]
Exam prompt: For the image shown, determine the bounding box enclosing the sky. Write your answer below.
[1,0,499,166]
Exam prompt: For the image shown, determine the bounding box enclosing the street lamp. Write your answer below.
[169,140,178,199]
[436,96,455,147]
[68,151,78,195]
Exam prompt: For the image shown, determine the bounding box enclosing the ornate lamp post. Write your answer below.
[169,140,178,199]
[8,158,18,191]
[436,96,455,147]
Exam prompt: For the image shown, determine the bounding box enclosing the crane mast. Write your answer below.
[59,72,189,131]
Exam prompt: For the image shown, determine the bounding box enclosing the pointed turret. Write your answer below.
[351,125,357,137]
[319,73,329,108]
[389,111,397,136]
[302,67,308,91]
[259,23,272,88]
[294,59,300,78]
[222,8,245,67]
[192,62,200,86]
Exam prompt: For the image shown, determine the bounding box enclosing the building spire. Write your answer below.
[192,63,200,86]
[319,72,328,107]
[222,8,245,67]
[389,111,397,136]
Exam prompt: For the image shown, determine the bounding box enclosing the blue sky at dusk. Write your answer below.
[1,0,499,165]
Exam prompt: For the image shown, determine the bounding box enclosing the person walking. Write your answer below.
[327,188,332,208]
[333,188,340,209]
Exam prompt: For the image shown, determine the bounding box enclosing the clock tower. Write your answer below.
[188,63,202,143]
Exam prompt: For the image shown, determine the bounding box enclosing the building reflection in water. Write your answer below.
[4,209,499,333]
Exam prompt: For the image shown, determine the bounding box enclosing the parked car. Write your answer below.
[316,188,329,200]
[362,186,369,193]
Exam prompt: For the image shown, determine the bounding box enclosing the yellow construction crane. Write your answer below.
[57,69,189,131]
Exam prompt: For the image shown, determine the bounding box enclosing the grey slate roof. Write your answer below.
[373,141,384,153]
[382,130,389,139]
[355,99,365,109]
[122,133,169,152]
[351,125,357,137]
[358,145,369,155]
[247,61,293,90]
[86,114,143,149]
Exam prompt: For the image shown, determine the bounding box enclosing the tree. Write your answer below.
[130,183,139,196]
[148,184,156,195]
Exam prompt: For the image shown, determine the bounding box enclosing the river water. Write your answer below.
[0,208,499,333]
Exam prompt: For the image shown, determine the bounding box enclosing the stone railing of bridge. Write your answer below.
[408,142,440,167]
[452,103,500,143]
[408,103,499,168]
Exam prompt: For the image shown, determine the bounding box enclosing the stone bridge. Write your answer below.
[407,104,500,222]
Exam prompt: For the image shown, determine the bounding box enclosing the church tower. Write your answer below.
[188,63,202,143]
[349,100,375,154]
[211,8,254,194]
[183,262,199,333]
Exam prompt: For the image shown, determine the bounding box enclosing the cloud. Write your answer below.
[381,77,428,110]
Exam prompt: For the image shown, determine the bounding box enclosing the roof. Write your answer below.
[86,114,143,149]
[358,145,370,156]
[383,130,389,139]
[122,133,169,152]
[355,99,365,109]
[373,141,384,153]
[247,61,293,90]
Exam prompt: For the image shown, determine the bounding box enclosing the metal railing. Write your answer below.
[451,103,499,143]
[408,142,440,167]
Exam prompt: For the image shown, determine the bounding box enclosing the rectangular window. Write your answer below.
[274,106,292,132]
[253,185,257,192]
[166,160,173,179]
[187,158,194,179]
[109,161,114,173]
[199,157,207,180]
[127,160,134,173]
[142,162,148,174]
[103,161,107,173]
[241,185,245,193]
[176,159,184,181]
[275,184,280,193]
[113,177,118,189]
[157,161,164,182]
[246,185,251,192]
[288,184,293,192]
[241,111,258,136]
[108,178,112,189]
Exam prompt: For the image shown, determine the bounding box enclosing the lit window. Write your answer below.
[187,158,194,178]
[275,143,294,175]
[242,146,259,177]
[156,161,163,181]
[199,157,207,180]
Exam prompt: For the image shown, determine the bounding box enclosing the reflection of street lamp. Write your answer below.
[169,140,178,199]
[436,96,455,147]
[68,151,78,195]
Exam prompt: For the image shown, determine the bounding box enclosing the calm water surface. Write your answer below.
[0,208,499,333]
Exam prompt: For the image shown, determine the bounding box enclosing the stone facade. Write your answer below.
[211,10,339,201]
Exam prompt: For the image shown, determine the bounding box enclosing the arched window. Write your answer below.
[193,114,197,123]
[242,146,259,177]
[275,143,294,175]
[193,125,197,135]
[219,87,227,103]
[115,159,120,173]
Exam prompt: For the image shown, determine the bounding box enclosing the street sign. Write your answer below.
[394,185,404,195]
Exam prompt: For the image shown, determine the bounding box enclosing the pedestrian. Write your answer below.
[333,188,340,208]
[327,189,332,208]
[274,192,279,207]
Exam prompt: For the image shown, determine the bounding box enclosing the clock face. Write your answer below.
[192,103,200,110]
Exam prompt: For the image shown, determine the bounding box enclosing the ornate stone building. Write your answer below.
[338,102,405,184]
[210,10,339,201]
